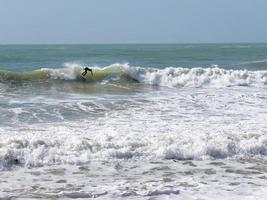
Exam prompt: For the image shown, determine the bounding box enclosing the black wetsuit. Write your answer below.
[82,67,93,76]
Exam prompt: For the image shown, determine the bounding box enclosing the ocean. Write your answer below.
[0,44,267,199]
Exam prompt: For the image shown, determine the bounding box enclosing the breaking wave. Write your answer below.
[1,126,266,170]
[1,63,267,88]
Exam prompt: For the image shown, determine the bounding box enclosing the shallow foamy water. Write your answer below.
[1,85,267,199]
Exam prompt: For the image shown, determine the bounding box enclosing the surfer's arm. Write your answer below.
[89,68,93,76]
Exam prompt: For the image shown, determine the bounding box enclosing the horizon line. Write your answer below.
[1,42,267,45]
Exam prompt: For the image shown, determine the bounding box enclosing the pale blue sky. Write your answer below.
[0,0,266,44]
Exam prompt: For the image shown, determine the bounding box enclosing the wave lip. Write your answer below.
[123,65,267,88]
[1,63,267,88]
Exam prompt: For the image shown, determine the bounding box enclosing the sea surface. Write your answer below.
[0,44,267,199]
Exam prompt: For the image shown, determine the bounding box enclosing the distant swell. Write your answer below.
[1,63,267,88]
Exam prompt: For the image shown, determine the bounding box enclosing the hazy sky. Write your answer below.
[0,0,266,44]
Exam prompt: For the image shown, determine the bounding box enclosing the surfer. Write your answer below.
[82,67,93,77]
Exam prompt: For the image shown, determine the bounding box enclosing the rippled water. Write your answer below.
[0,44,267,199]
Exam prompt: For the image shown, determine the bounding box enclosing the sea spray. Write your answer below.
[1,63,267,88]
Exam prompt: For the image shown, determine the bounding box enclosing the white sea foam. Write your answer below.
[41,63,83,80]
[35,63,267,88]
[1,64,267,199]
[122,64,267,88]
[1,87,267,170]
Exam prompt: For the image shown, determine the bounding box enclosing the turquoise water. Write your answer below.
[1,44,267,72]
[1,43,267,123]
[1,44,267,199]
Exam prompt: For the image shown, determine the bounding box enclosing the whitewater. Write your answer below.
[0,44,267,199]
